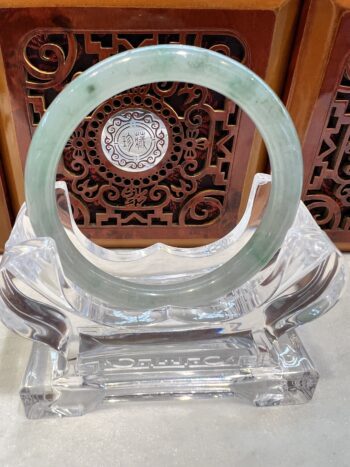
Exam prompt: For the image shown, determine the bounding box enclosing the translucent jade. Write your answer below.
[25,45,303,310]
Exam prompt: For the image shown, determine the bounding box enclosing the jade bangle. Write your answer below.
[25,45,303,310]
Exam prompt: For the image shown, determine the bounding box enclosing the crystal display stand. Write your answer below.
[0,45,346,418]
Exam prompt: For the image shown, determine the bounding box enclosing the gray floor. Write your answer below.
[0,256,349,467]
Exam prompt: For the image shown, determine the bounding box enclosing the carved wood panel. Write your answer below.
[304,58,350,234]
[287,3,350,249]
[24,31,246,235]
[0,5,296,246]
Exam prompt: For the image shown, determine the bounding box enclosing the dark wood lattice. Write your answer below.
[304,61,350,232]
[0,7,278,246]
[301,11,350,246]
[23,31,247,237]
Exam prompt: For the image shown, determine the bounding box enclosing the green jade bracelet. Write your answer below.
[25,45,303,311]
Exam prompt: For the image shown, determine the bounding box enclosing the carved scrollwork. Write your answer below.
[305,195,342,229]
[24,32,78,91]
[304,56,350,232]
[23,31,247,235]
[179,190,223,225]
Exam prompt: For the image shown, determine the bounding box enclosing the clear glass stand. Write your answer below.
[0,174,346,418]
[21,329,319,419]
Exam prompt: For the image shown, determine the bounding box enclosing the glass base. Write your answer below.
[1,175,344,419]
[20,329,319,419]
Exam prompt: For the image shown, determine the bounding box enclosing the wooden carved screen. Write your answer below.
[286,1,350,249]
[0,5,297,247]
[24,31,247,245]
[304,54,350,237]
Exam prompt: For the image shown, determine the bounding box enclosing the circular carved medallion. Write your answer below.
[101,108,169,172]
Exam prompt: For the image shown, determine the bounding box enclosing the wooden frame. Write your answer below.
[286,0,350,250]
[0,153,12,252]
[0,0,299,247]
